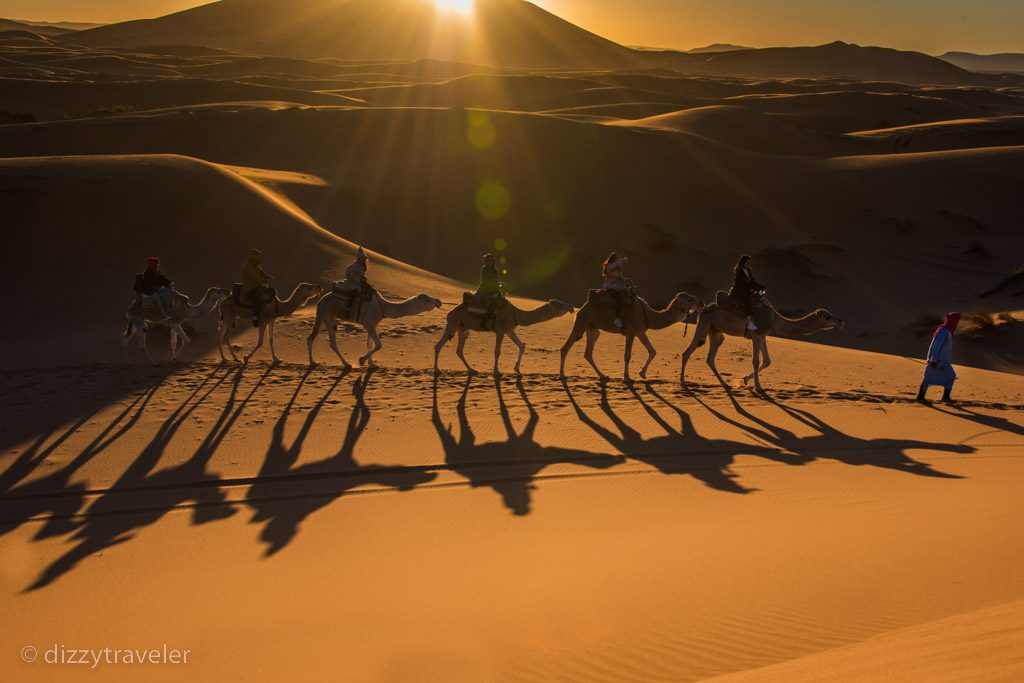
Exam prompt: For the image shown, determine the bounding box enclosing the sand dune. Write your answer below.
[610,105,871,155]
[718,600,1024,681]
[0,154,456,368]
[0,77,361,120]
[850,115,1024,152]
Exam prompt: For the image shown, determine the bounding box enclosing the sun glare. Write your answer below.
[436,0,474,13]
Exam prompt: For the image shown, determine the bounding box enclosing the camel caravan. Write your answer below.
[124,250,844,389]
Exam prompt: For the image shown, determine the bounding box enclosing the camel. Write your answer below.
[680,292,844,391]
[307,290,443,368]
[217,283,324,365]
[123,287,230,365]
[559,291,699,383]
[434,298,575,376]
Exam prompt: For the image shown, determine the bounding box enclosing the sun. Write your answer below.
[435,0,475,13]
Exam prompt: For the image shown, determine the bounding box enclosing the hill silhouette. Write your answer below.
[67,0,641,69]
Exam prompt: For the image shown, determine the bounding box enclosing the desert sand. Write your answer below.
[2,0,1024,680]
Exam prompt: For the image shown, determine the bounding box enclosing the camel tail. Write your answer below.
[123,319,134,339]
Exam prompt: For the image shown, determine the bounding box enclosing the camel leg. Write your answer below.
[583,328,608,383]
[559,311,588,379]
[706,331,726,383]
[216,316,227,363]
[433,319,458,374]
[638,332,657,380]
[123,320,135,364]
[455,329,476,375]
[173,322,191,346]
[508,329,526,376]
[137,325,157,366]
[169,328,179,363]
[680,320,710,386]
[623,334,636,383]
[326,320,352,369]
[360,324,383,369]
[268,321,281,364]
[244,324,266,365]
[742,337,772,387]
[307,314,322,366]
[492,331,505,377]
[742,336,770,392]
[224,314,241,363]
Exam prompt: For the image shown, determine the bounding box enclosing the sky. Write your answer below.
[2,0,1023,54]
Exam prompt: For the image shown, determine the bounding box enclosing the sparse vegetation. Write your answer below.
[961,241,991,259]
[87,105,136,118]
[0,110,36,124]
[962,308,1002,339]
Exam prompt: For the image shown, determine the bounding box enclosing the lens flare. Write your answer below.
[436,0,474,13]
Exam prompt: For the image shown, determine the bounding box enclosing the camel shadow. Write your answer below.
[563,381,794,494]
[694,390,970,479]
[25,365,269,591]
[433,375,622,515]
[0,380,167,542]
[247,368,438,556]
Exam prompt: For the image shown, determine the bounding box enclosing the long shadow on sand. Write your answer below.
[926,403,1024,441]
[688,387,971,479]
[24,364,270,591]
[246,368,438,556]
[563,381,796,494]
[433,375,622,515]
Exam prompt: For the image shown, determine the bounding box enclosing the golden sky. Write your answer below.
[5,0,1023,54]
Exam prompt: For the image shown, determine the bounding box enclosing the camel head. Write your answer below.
[546,300,575,316]
[206,287,231,303]
[295,282,324,305]
[810,308,844,332]
[671,292,701,317]
[414,293,444,310]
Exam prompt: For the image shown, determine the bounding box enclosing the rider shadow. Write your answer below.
[563,381,792,494]
[695,390,970,479]
[247,368,437,557]
[926,403,1024,441]
[433,375,622,516]
[25,364,269,591]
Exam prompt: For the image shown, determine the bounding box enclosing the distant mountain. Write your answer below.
[940,51,1024,75]
[60,2,1008,85]
[65,0,642,69]
[654,42,996,85]
[0,18,73,35]
[19,19,104,31]
[687,43,750,54]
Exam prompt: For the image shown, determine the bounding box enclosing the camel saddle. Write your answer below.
[588,288,636,309]
[332,281,376,321]
[463,292,506,318]
[232,283,276,309]
[721,289,771,329]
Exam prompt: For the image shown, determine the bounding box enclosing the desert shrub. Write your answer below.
[0,110,35,124]
[88,104,136,118]
[962,308,1000,338]
[961,241,991,259]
